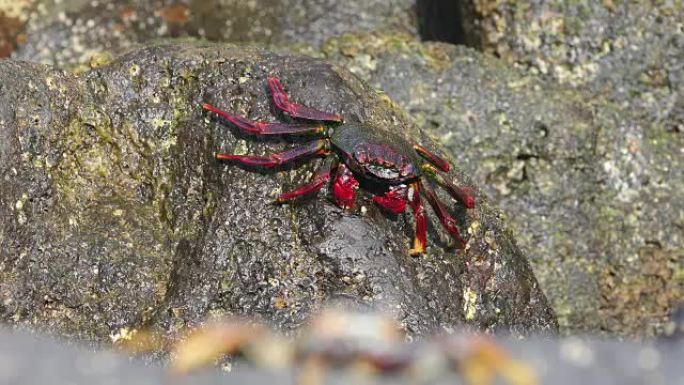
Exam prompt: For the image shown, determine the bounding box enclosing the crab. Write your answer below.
[203,76,475,255]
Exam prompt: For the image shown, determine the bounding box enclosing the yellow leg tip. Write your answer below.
[409,246,425,257]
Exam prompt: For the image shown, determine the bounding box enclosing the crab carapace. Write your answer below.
[203,76,475,255]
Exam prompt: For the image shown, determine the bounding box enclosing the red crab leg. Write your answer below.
[268,76,343,122]
[414,144,450,172]
[332,163,359,209]
[216,139,329,168]
[423,164,476,208]
[409,182,427,256]
[276,159,335,203]
[203,103,326,136]
[422,183,466,249]
[373,185,408,214]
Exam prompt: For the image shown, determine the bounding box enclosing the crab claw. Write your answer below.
[373,186,408,214]
[332,163,359,209]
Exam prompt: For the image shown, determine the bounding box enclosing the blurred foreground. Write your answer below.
[2,309,682,385]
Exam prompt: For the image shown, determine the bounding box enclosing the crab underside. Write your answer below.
[204,76,475,255]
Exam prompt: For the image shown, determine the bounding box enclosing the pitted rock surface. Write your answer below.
[318,32,684,337]
[0,43,557,343]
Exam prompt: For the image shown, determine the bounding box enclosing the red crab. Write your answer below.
[203,76,475,255]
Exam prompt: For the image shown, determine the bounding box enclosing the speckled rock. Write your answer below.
[8,0,416,68]
[0,43,556,343]
[317,31,684,337]
[464,1,684,134]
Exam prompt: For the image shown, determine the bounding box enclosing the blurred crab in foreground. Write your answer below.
[203,76,475,255]
[168,310,537,385]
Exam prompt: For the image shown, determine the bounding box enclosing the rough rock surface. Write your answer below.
[465,1,684,135]
[317,32,684,337]
[0,43,556,343]
[8,0,416,68]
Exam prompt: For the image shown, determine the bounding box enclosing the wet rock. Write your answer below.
[463,1,684,135]
[0,43,556,343]
[318,31,684,337]
[9,0,416,68]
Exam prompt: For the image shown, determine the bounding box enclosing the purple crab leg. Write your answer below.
[409,182,427,256]
[276,159,336,203]
[331,163,359,209]
[414,144,450,173]
[423,164,476,208]
[216,139,329,168]
[268,76,343,122]
[422,183,466,249]
[203,103,326,136]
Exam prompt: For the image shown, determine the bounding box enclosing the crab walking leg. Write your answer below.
[422,164,476,208]
[331,163,359,209]
[268,76,343,122]
[276,159,336,203]
[422,183,467,248]
[203,103,326,136]
[414,144,450,172]
[409,182,427,256]
[216,139,329,168]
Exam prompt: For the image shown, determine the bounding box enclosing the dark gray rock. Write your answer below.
[464,1,684,136]
[10,0,416,68]
[0,43,556,343]
[317,32,684,337]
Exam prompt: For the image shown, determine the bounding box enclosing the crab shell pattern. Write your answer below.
[203,76,475,255]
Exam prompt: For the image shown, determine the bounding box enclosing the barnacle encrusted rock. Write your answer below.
[0,43,556,343]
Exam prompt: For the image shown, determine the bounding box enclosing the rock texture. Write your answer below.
[317,31,684,337]
[0,43,556,343]
[10,0,416,68]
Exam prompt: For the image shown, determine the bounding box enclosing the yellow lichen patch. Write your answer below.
[420,43,453,71]
[129,63,141,78]
[151,117,171,130]
[468,220,481,235]
[273,296,287,310]
[110,326,134,344]
[112,327,166,353]
[14,192,28,211]
[322,31,453,72]
[89,52,114,69]
[45,77,57,91]
[463,287,478,321]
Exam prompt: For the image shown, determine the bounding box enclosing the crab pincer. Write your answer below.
[204,76,475,255]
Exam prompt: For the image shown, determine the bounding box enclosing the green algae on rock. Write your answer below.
[0,43,556,345]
